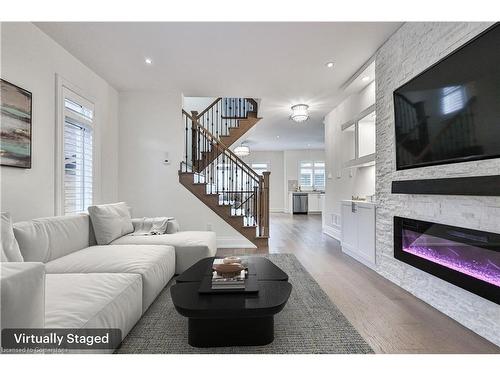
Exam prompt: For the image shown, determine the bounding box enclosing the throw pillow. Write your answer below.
[1,212,24,262]
[130,217,174,236]
[166,219,180,234]
[88,202,134,245]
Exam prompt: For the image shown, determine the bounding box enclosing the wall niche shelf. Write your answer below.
[392,175,500,196]
[340,104,376,169]
[343,153,375,169]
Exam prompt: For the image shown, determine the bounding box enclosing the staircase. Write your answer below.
[179,98,269,248]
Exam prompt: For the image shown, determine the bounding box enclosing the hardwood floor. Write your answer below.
[217,213,500,354]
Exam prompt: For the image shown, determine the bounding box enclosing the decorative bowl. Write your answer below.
[223,256,242,264]
[213,262,245,278]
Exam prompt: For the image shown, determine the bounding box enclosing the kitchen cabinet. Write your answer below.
[341,200,376,268]
[307,193,324,213]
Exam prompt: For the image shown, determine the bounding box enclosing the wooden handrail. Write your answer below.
[259,172,270,237]
[182,109,194,120]
[196,97,222,118]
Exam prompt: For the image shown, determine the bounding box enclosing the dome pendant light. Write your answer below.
[234,143,250,157]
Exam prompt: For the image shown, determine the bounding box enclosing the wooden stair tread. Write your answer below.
[179,172,267,248]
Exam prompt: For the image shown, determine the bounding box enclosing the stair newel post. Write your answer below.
[253,185,258,227]
[258,175,263,236]
[184,112,188,172]
[260,171,270,237]
[209,140,213,194]
[191,111,198,172]
[217,99,221,138]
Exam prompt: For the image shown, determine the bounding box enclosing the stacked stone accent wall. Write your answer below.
[375,22,499,345]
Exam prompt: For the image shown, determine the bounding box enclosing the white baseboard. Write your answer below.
[323,224,341,241]
[270,208,285,213]
[341,245,376,270]
[216,236,256,249]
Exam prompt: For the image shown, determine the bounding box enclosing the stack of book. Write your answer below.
[211,259,246,290]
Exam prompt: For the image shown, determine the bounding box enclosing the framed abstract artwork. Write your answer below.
[1,79,32,168]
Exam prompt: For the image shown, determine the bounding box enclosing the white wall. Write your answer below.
[243,151,285,212]
[182,97,216,114]
[375,22,499,346]
[0,23,119,221]
[118,91,254,248]
[323,82,376,238]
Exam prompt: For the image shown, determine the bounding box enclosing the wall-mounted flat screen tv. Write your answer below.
[394,23,500,170]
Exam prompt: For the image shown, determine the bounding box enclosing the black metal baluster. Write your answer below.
[218,100,221,138]
[209,140,212,194]
[223,152,226,204]
[230,157,234,208]
[228,100,232,134]
[216,153,219,202]
[247,173,251,223]
[184,114,188,172]
[224,98,228,135]
[214,102,218,138]
[241,162,244,218]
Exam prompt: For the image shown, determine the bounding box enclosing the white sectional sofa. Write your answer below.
[112,228,217,274]
[1,209,216,351]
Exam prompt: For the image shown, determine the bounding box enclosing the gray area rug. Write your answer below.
[116,253,373,354]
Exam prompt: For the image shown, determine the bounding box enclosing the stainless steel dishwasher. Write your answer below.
[292,193,308,214]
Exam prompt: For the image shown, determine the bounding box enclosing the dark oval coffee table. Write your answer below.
[171,257,292,347]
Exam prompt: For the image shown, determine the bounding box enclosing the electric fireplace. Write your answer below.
[394,217,500,304]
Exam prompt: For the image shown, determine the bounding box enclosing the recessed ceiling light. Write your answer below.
[326,62,334,68]
[362,76,370,82]
[145,57,153,65]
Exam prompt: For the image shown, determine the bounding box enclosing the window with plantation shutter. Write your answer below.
[63,91,94,214]
[299,161,325,190]
[299,162,313,187]
[313,161,325,190]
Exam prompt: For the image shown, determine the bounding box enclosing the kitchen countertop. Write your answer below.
[290,191,325,195]
[341,199,376,206]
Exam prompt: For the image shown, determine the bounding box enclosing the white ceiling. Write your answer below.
[36,22,401,150]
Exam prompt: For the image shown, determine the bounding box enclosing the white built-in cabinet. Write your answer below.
[307,193,324,213]
[341,200,376,268]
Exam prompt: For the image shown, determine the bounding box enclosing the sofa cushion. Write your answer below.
[1,212,23,262]
[1,262,45,330]
[45,273,142,343]
[111,231,216,274]
[45,245,175,312]
[13,214,93,262]
[88,202,134,245]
